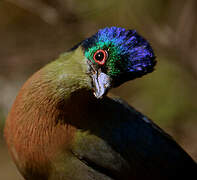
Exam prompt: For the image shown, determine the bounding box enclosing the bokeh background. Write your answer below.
[0,0,197,179]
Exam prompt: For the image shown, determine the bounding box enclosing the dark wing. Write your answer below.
[103,97,197,179]
[70,96,197,180]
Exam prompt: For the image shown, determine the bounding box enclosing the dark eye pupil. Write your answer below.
[95,52,104,61]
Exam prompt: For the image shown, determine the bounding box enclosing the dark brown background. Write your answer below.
[0,0,197,179]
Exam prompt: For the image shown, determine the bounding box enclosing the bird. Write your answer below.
[4,27,197,180]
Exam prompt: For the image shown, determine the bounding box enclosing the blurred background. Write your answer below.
[0,0,197,179]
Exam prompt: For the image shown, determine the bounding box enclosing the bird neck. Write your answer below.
[20,46,94,125]
[5,47,94,176]
[17,46,92,120]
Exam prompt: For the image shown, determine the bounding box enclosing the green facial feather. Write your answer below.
[84,41,125,77]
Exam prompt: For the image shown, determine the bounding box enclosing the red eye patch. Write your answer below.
[93,49,108,65]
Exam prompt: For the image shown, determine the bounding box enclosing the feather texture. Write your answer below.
[4,27,197,180]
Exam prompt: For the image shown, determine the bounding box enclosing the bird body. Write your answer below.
[4,27,197,180]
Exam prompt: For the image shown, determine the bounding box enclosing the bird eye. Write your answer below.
[93,49,108,65]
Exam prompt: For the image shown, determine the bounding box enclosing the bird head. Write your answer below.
[81,27,156,98]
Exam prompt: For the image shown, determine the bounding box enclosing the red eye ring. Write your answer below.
[93,49,108,65]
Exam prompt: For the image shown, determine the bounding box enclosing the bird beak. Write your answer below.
[91,70,111,99]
